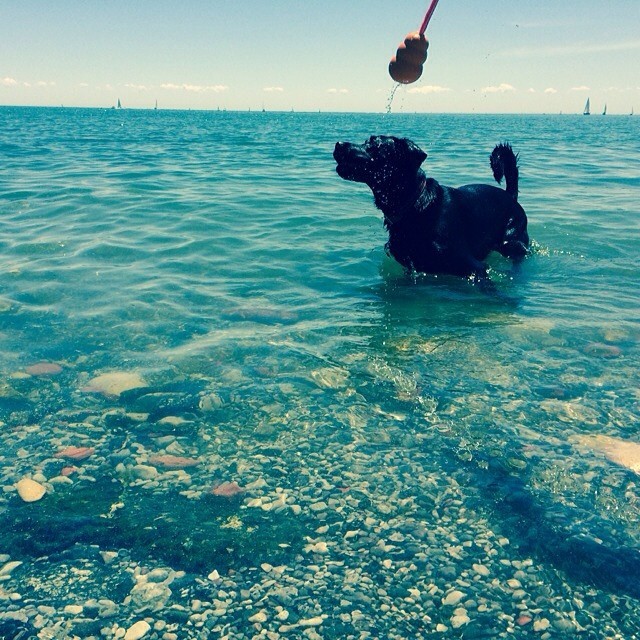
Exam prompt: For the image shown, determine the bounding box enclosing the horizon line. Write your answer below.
[0,104,634,116]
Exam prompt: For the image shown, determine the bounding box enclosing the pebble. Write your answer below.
[442,590,465,606]
[0,560,22,578]
[451,612,470,628]
[149,455,199,469]
[146,568,170,583]
[130,581,172,611]
[472,563,490,576]
[101,551,118,564]
[54,446,95,460]
[63,604,83,615]
[533,618,551,632]
[249,610,268,623]
[124,620,151,640]
[15,477,46,502]
[131,465,157,481]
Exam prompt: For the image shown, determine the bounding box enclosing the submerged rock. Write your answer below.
[25,361,63,376]
[124,620,151,640]
[55,446,95,461]
[149,455,200,469]
[83,372,147,397]
[16,478,46,502]
[574,434,640,474]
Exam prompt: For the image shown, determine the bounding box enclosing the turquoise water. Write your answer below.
[0,107,639,638]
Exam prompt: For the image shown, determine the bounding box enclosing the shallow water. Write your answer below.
[0,107,639,638]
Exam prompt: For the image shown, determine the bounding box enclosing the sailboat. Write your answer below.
[154,99,158,110]
[583,98,590,116]
[602,104,607,116]
[117,98,122,109]
[631,107,634,116]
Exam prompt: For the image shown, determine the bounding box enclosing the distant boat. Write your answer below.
[117,98,122,109]
[631,107,634,116]
[602,104,607,116]
[583,98,590,115]
[154,99,158,110]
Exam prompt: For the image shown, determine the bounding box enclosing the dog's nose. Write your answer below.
[333,141,347,161]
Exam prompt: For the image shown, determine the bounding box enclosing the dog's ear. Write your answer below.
[402,138,427,169]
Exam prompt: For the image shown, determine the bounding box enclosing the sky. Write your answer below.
[1,0,639,114]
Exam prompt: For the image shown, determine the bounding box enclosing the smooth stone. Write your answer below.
[146,568,170,583]
[101,551,118,564]
[64,604,83,615]
[442,590,465,606]
[472,563,490,576]
[0,560,23,577]
[130,582,171,611]
[132,465,159,480]
[98,599,119,618]
[124,620,151,640]
[249,611,268,623]
[299,616,324,627]
[451,613,470,629]
[533,618,551,632]
[25,362,63,376]
[83,372,146,397]
[16,478,46,502]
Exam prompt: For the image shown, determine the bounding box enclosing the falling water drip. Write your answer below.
[386,83,401,114]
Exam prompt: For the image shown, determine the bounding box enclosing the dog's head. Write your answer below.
[333,135,427,188]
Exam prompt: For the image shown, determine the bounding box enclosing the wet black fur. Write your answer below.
[333,136,529,283]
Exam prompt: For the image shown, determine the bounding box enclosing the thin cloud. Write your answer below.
[544,87,558,94]
[407,85,452,94]
[2,77,55,88]
[482,83,516,93]
[327,88,348,94]
[161,83,228,93]
[605,85,636,93]
[263,86,284,93]
[125,83,149,91]
[500,40,640,58]
[570,85,590,92]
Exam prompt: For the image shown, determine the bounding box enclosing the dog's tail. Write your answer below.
[490,142,519,201]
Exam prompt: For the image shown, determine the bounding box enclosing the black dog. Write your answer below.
[333,136,529,284]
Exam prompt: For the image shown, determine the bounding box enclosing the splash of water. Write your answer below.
[385,83,401,114]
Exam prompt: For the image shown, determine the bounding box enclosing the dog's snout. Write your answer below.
[333,141,348,161]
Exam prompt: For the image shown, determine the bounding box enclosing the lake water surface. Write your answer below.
[0,107,639,638]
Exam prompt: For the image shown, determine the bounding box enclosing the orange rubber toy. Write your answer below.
[389,0,440,84]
